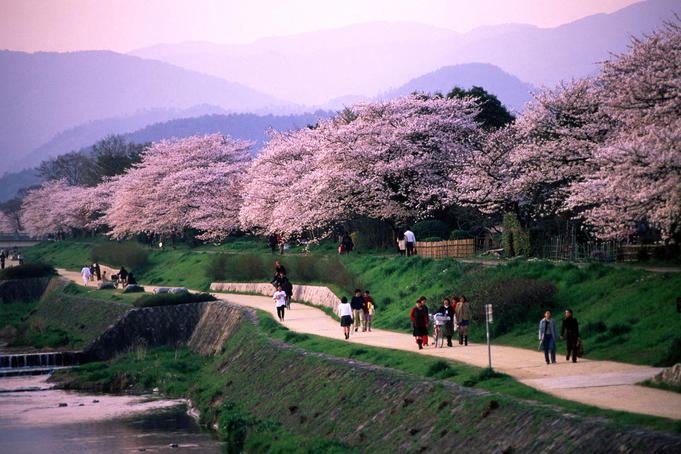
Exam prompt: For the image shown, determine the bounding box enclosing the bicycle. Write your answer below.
[431,313,450,348]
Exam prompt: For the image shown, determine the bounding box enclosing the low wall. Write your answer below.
[210,282,341,312]
[0,277,53,304]
[84,300,249,361]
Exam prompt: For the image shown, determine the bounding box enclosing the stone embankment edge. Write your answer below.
[210,282,341,312]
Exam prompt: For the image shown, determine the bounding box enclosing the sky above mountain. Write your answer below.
[1,0,641,52]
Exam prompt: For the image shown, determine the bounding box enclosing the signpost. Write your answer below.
[485,304,493,368]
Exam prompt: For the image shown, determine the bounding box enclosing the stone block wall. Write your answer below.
[0,277,53,303]
[84,300,250,361]
[210,282,341,312]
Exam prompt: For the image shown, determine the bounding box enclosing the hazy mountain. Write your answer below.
[0,168,41,203]
[380,63,535,113]
[0,111,331,202]
[23,105,229,171]
[117,111,331,154]
[0,50,294,175]
[130,0,679,104]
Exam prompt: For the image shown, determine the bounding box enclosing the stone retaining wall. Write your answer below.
[210,282,341,312]
[84,300,249,361]
[0,277,53,303]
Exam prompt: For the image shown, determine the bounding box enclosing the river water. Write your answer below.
[0,375,226,454]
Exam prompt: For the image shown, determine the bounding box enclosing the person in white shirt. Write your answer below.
[273,285,287,321]
[403,229,416,256]
[80,265,92,286]
[337,296,353,340]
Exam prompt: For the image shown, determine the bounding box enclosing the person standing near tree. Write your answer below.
[404,229,416,256]
[410,299,429,349]
[397,234,406,256]
[0,250,5,270]
[455,295,471,345]
[561,309,580,363]
[539,310,557,364]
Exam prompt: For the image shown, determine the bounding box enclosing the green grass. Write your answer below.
[62,282,141,305]
[21,239,681,367]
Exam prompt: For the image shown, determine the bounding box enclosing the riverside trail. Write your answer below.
[56,269,681,420]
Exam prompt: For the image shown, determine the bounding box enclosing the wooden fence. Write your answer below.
[414,239,475,259]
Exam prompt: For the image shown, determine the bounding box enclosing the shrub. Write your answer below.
[468,278,557,337]
[425,360,458,379]
[411,220,449,241]
[133,292,216,308]
[91,242,148,269]
[422,236,445,242]
[0,262,57,280]
[206,254,269,282]
[657,336,681,367]
[449,230,472,240]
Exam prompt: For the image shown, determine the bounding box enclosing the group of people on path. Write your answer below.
[337,289,375,339]
[80,263,136,288]
[409,295,470,349]
[0,248,22,270]
[271,260,293,321]
[539,309,581,364]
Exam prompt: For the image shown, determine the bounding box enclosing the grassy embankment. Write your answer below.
[23,239,681,367]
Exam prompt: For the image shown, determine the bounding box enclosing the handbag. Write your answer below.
[576,337,584,357]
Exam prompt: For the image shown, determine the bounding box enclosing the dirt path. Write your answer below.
[55,269,681,420]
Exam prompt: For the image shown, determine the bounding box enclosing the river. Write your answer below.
[0,375,226,454]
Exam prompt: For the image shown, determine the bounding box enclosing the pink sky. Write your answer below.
[1,0,643,53]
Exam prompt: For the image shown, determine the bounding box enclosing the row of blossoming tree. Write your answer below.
[18,21,681,246]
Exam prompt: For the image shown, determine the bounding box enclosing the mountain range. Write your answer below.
[1,0,678,196]
[130,0,679,105]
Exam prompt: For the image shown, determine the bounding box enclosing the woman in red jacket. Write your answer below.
[410,299,429,349]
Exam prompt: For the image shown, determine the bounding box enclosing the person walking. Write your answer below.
[539,310,557,364]
[0,250,5,270]
[404,229,416,256]
[280,271,293,310]
[455,295,471,345]
[410,299,429,349]
[338,296,353,339]
[437,298,456,347]
[561,309,580,363]
[397,235,406,256]
[419,296,430,346]
[350,289,365,332]
[273,285,287,321]
[363,290,374,332]
[93,263,101,281]
[80,264,92,286]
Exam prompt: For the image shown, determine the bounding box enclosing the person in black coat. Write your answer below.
[410,299,429,349]
[437,298,456,347]
[561,309,580,363]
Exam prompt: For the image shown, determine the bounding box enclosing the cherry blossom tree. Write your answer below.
[240,95,481,239]
[20,180,94,237]
[566,20,681,240]
[104,134,252,241]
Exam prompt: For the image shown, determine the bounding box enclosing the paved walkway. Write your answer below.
[55,269,681,420]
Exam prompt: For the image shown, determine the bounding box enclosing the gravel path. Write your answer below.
[55,269,681,420]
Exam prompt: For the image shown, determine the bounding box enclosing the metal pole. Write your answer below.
[485,304,492,368]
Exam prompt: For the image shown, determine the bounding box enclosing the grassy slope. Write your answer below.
[22,240,681,366]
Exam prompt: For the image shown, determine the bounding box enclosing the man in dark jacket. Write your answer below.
[561,309,580,363]
[350,289,365,332]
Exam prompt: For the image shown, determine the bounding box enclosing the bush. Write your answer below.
[0,262,57,280]
[657,336,681,367]
[133,292,216,308]
[411,220,449,241]
[449,230,472,240]
[91,242,148,269]
[206,254,269,282]
[422,236,445,242]
[468,278,557,337]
